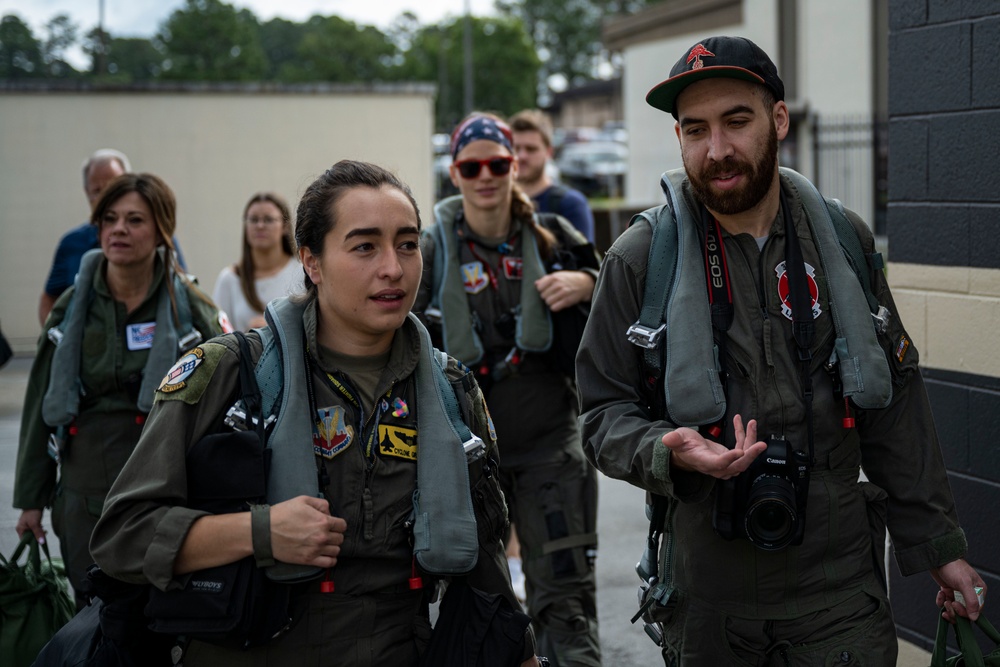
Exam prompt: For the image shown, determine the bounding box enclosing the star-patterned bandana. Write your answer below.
[450,115,513,158]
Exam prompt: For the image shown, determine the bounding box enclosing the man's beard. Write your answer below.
[685,123,778,215]
[516,162,545,187]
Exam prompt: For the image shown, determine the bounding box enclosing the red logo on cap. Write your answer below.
[687,44,715,70]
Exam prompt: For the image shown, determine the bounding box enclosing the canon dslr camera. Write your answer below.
[713,436,810,550]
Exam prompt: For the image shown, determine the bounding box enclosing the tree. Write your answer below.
[157,0,267,81]
[281,15,395,83]
[497,0,654,93]
[0,14,43,79]
[85,32,164,81]
[397,15,540,131]
[257,17,307,80]
[41,14,79,77]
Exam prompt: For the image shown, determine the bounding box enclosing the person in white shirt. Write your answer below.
[213,192,301,330]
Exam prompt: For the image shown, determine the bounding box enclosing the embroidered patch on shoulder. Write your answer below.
[158,348,204,393]
[895,334,911,363]
[314,406,354,459]
[378,424,418,461]
[483,401,497,444]
[156,343,229,404]
[462,262,489,294]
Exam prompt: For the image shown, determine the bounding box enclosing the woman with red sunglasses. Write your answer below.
[414,113,603,666]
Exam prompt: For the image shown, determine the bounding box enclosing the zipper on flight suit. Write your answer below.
[351,375,397,542]
[731,234,785,427]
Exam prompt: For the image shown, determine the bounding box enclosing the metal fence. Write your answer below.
[812,114,888,236]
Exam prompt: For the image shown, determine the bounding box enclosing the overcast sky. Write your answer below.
[1,0,498,67]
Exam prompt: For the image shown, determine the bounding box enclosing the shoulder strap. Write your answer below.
[252,324,282,420]
[824,198,883,316]
[536,211,561,233]
[234,331,266,443]
[172,272,202,350]
[626,205,678,388]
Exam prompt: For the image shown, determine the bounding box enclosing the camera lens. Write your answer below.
[744,476,798,550]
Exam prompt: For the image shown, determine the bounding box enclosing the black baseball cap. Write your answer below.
[646,36,784,118]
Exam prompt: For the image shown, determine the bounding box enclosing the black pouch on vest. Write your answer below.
[145,332,292,649]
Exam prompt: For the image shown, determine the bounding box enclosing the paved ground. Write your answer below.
[0,354,931,664]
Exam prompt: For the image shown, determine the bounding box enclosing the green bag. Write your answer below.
[931,612,1000,666]
[0,532,76,667]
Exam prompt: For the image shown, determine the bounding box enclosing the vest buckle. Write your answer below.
[47,327,64,346]
[627,322,665,349]
[178,329,203,350]
[463,435,486,463]
[871,306,890,335]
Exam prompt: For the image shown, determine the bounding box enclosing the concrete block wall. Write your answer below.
[888,0,1000,652]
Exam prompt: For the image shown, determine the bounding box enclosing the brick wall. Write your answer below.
[888,0,1000,652]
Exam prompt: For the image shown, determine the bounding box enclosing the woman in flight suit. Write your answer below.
[14,172,223,607]
[91,160,539,666]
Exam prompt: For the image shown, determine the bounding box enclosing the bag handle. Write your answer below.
[931,612,1000,667]
[2,531,47,573]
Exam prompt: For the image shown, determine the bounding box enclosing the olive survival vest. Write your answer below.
[249,297,481,583]
[43,248,202,427]
[627,167,893,427]
[629,168,895,640]
[426,196,553,365]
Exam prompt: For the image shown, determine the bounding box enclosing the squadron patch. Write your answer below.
[462,262,489,294]
[775,261,822,321]
[378,424,418,461]
[158,347,204,393]
[314,406,354,459]
[155,343,229,404]
[502,257,523,280]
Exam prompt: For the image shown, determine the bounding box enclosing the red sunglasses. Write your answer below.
[454,156,514,179]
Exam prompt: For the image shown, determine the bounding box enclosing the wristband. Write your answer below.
[250,503,276,568]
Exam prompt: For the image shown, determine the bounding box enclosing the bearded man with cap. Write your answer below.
[576,36,985,665]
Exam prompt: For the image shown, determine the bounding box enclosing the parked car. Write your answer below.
[555,141,628,197]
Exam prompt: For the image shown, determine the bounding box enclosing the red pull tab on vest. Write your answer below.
[135,415,146,426]
[707,424,722,439]
[320,569,334,593]
[408,557,423,590]
[842,397,855,429]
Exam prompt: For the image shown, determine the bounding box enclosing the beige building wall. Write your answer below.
[0,83,436,352]
[889,263,1000,377]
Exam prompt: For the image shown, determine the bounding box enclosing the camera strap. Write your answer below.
[700,192,816,462]
[701,209,734,440]
[779,190,817,465]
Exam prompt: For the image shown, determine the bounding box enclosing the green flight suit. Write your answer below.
[577,175,967,665]
[416,207,603,667]
[90,300,533,666]
[13,255,222,601]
